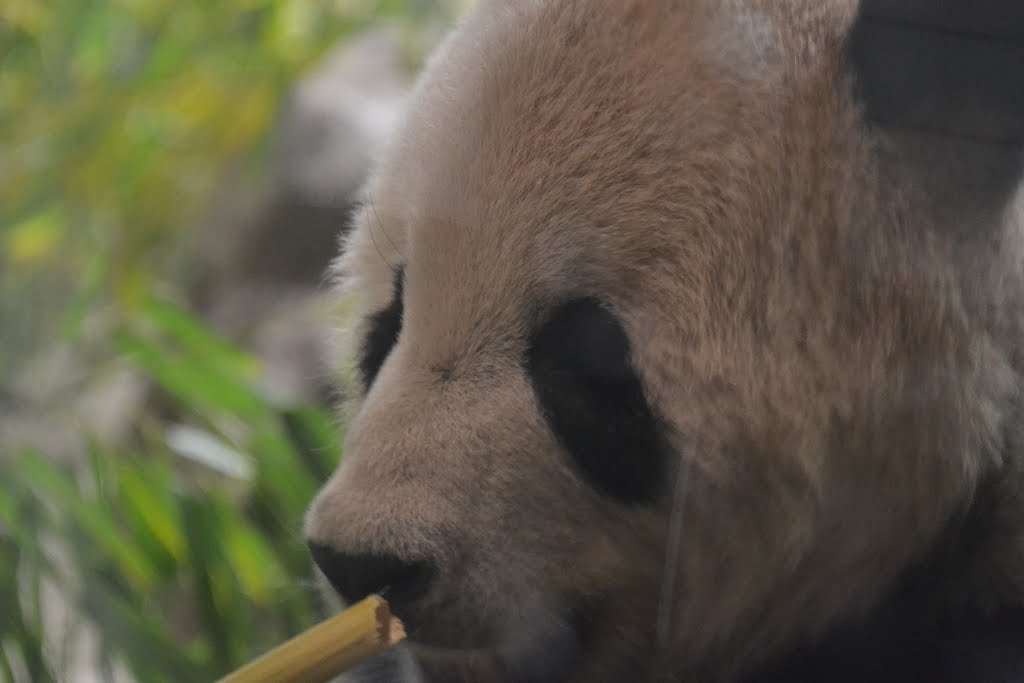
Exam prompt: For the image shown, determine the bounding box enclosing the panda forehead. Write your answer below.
[350,215,644,355]
[345,174,670,361]
[342,0,793,343]
[396,262,611,356]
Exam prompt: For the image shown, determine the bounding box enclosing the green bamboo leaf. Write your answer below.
[0,537,20,633]
[114,329,268,419]
[219,510,286,606]
[0,467,55,551]
[79,578,203,683]
[17,451,156,592]
[117,461,187,564]
[180,494,238,672]
[4,203,63,266]
[250,424,319,520]
[139,28,191,83]
[85,438,114,501]
[139,297,260,377]
[2,537,57,683]
[280,406,343,483]
[70,2,118,84]
[81,441,180,582]
[0,475,17,530]
[60,245,110,342]
[0,645,18,683]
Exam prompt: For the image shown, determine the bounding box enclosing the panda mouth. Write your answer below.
[403,606,587,683]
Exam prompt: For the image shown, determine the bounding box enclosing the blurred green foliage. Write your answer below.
[0,297,345,682]
[0,0,465,378]
[0,0,471,680]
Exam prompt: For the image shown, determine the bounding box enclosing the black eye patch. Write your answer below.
[527,298,666,505]
[358,267,405,392]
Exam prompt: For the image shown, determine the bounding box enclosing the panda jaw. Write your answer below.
[400,601,589,683]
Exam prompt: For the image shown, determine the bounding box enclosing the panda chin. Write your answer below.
[403,606,585,683]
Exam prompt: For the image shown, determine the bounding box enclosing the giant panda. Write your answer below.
[303,0,1024,681]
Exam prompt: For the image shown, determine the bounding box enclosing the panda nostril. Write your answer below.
[307,541,435,608]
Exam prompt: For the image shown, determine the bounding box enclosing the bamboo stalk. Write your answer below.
[216,595,406,683]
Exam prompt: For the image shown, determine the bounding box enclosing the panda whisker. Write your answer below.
[368,194,405,261]
[364,192,395,271]
[656,455,691,678]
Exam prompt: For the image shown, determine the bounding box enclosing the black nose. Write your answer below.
[307,541,435,607]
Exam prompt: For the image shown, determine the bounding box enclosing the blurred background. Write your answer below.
[0,1,468,680]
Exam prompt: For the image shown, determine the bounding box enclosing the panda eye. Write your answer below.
[526,298,666,504]
[358,267,405,392]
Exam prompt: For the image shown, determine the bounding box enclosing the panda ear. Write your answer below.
[825,0,862,40]
[796,0,863,47]
[846,2,1024,223]
[707,1,862,80]
[785,0,862,41]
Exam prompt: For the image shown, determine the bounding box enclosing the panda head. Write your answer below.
[301,0,1001,680]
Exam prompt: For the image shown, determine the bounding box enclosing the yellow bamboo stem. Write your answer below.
[216,595,406,683]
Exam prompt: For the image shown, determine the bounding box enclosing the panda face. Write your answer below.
[298,0,863,678]
[359,271,670,507]
[303,0,1023,680]
[305,229,680,680]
